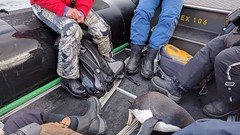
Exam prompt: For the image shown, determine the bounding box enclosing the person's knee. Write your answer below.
[215,51,227,67]
[89,22,110,38]
[134,8,154,20]
[100,23,111,37]
[160,13,179,27]
[62,22,82,39]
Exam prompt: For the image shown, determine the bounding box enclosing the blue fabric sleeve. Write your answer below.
[78,10,84,18]
[63,6,84,18]
[63,6,70,16]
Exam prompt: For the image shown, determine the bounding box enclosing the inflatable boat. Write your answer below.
[0,0,239,134]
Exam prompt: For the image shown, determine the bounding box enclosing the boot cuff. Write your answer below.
[172,76,187,92]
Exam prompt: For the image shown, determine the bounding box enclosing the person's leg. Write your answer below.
[43,97,107,134]
[41,112,78,131]
[32,4,82,79]
[3,109,45,134]
[215,46,240,104]
[3,108,77,134]
[173,119,240,135]
[130,0,161,46]
[84,10,113,60]
[141,0,183,79]
[32,4,87,97]
[148,0,183,49]
[203,46,240,118]
[176,35,227,89]
[127,0,161,74]
[152,35,227,102]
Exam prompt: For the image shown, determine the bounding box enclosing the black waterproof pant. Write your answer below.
[3,109,78,135]
[176,34,240,104]
[173,119,240,135]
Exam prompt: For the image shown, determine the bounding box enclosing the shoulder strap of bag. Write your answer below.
[82,39,115,76]
[70,0,76,8]
[153,46,162,74]
[79,52,109,91]
[79,44,112,91]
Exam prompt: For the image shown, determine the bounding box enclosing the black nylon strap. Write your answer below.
[82,40,114,76]
[79,52,109,92]
[70,0,76,8]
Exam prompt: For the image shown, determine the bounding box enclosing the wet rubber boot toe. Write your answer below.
[126,44,144,74]
[141,47,158,79]
[203,100,240,118]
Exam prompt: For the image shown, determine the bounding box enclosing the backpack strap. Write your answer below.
[79,45,112,92]
[153,46,162,74]
[70,0,76,8]
[79,54,109,92]
[82,39,115,76]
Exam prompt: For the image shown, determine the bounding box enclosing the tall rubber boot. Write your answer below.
[141,47,158,79]
[126,44,144,74]
[74,96,107,135]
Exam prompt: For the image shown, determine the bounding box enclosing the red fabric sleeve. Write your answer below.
[32,0,68,16]
[75,0,94,17]
[31,0,94,17]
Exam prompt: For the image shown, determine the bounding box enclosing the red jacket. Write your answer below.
[30,0,94,17]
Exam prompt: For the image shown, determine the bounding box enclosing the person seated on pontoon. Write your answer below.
[30,0,114,97]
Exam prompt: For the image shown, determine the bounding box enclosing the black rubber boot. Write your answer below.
[75,96,107,135]
[151,76,182,103]
[61,78,88,98]
[141,47,158,79]
[126,44,144,74]
[203,100,240,118]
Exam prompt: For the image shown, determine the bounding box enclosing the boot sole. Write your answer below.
[203,107,240,118]
[61,83,88,98]
[151,79,181,103]
[98,117,107,134]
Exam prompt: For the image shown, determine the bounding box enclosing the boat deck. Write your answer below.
[0,48,221,135]
[1,0,240,135]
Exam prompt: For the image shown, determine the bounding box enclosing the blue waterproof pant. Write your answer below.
[130,0,184,49]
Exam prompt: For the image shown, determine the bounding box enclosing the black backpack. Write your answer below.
[79,39,125,97]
